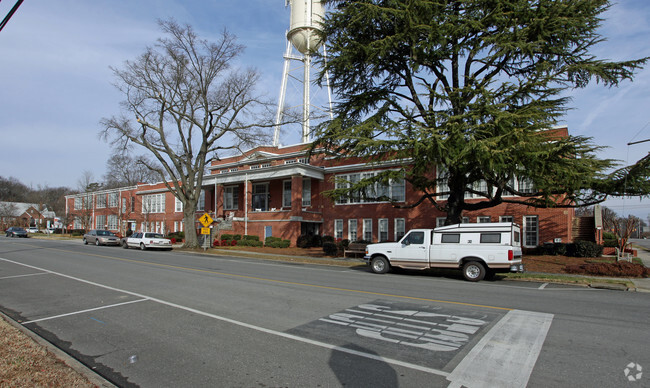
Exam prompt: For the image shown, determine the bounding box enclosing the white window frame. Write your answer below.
[334,171,406,205]
[142,193,166,214]
[108,193,119,208]
[95,215,106,229]
[523,215,539,248]
[96,194,106,209]
[302,178,312,207]
[378,218,389,242]
[223,186,238,211]
[252,183,269,211]
[334,219,343,240]
[395,218,405,241]
[282,180,292,208]
[348,219,358,242]
[107,215,118,230]
[197,190,206,212]
[363,219,373,242]
[175,197,183,212]
[477,216,491,223]
[500,215,514,223]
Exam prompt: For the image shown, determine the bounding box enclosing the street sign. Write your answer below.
[199,213,213,227]
[201,227,211,235]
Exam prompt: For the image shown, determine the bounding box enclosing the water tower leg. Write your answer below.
[274,39,293,146]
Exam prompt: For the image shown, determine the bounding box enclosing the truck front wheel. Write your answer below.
[370,256,390,274]
[462,261,485,282]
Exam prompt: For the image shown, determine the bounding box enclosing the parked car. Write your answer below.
[123,232,173,250]
[83,230,120,246]
[5,227,28,238]
[27,227,40,234]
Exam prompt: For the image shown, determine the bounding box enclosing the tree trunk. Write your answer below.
[182,204,199,248]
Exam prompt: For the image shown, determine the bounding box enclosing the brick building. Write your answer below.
[65,137,576,248]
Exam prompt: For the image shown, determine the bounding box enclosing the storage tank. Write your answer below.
[287,0,325,54]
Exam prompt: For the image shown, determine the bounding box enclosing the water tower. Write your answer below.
[273,0,333,145]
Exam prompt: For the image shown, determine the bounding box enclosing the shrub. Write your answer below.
[221,234,233,241]
[296,234,324,248]
[71,229,85,237]
[237,239,264,247]
[265,236,290,248]
[242,235,260,241]
[323,242,339,256]
[603,239,618,248]
[233,234,242,241]
[539,243,567,256]
[322,235,335,244]
[571,241,603,258]
[565,261,650,277]
[603,231,616,240]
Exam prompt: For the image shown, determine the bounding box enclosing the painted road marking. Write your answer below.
[0,272,47,280]
[1,257,554,381]
[22,299,149,324]
[446,309,554,388]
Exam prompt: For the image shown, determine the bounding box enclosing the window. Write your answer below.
[524,216,539,247]
[302,178,312,206]
[107,215,118,230]
[477,216,491,223]
[73,217,81,229]
[108,193,118,208]
[84,195,92,210]
[223,186,238,210]
[441,234,461,243]
[283,180,292,207]
[395,218,405,241]
[122,198,127,213]
[378,219,389,242]
[480,233,501,243]
[142,193,165,213]
[131,197,135,212]
[74,197,82,210]
[363,219,372,241]
[334,219,343,239]
[175,197,183,212]
[404,231,425,245]
[96,194,106,209]
[197,190,206,211]
[500,216,514,223]
[252,183,269,211]
[436,217,446,227]
[518,178,535,194]
[95,215,106,229]
[334,171,406,204]
[348,219,358,241]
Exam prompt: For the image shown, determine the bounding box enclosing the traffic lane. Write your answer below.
[2,238,644,327]
[0,258,476,387]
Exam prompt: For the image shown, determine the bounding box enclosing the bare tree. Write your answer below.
[101,20,274,248]
[103,152,161,188]
[602,207,640,261]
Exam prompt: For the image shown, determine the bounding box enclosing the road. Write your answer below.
[1,237,649,387]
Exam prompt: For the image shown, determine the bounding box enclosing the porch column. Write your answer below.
[291,174,303,216]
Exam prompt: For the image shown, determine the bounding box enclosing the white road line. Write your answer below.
[0,257,449,377]
[0,272,47,280]
[539,282,549,289]
[446,309,554,388]
[22,299,149,324]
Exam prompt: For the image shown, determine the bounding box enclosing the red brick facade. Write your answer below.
[66,140,575,247]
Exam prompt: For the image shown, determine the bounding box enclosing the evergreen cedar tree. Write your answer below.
[313,0,650,225]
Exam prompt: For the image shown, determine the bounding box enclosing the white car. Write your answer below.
[27,227,39,234]
[123,232,173,251]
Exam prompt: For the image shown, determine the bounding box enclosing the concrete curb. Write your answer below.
[0,311,116,388]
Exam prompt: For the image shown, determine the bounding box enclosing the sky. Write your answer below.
[1,0,649,220]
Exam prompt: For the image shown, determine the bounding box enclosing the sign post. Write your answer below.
[199,213,214,251]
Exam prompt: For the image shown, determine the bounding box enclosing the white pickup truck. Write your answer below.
[364,222,524,281]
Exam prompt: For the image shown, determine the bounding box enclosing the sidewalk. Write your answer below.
[630,245,650,293]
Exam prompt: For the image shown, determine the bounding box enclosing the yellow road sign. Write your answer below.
[199,213,213,227]
[201,227,211,235]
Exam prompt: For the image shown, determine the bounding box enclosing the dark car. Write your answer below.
[5,227,28,238]
[83,230,120,246]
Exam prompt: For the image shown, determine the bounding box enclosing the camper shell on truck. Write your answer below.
[364,222,524,281]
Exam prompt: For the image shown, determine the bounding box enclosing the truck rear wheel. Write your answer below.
[462,261,485,282]
[370,256,390,274]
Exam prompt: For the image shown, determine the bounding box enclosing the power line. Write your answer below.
[0,0,25,32]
